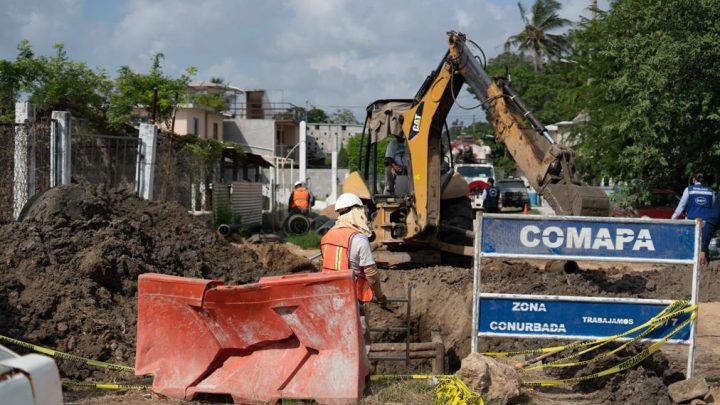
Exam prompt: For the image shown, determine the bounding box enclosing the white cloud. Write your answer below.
[0,0,600,120]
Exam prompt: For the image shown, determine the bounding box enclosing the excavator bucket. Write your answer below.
[543,183,611,217]
[135,272,369,404]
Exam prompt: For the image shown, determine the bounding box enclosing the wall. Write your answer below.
[174,107,224,140]
[223,118,276,156]
[306,123,363,159]
[305,168,350,200]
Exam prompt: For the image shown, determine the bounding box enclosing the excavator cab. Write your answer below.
[342,100,474,265]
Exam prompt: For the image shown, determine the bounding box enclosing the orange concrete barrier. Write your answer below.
[135,272,368,404]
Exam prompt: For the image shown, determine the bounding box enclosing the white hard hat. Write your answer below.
[294,180,304,187]
[335,193,363,211]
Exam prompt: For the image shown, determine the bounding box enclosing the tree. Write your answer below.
[107,53,196,129]
[306,107,329,123]
[345,133,392,175]
[568,0,720,192]
[504,0,572,71]
[328,108,359,124]
[0,41,112,128]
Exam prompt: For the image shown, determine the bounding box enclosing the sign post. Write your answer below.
[471,214,701,377]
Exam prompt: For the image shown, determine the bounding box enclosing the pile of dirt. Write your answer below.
[369,259,720,404]
[0,184,309,380]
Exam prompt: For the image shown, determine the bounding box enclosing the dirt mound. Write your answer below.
[0,184,291,380]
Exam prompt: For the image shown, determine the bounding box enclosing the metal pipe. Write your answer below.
[217,223,242,236]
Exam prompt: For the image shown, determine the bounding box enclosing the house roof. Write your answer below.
[188,80,243,94]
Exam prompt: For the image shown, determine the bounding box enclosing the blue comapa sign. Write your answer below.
[478,295,692,342]
[481,216,696,262]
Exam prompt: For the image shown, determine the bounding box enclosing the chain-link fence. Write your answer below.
[0,120,51,224]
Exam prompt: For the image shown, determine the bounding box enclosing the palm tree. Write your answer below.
[504,0,571,72]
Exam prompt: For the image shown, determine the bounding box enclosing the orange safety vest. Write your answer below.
[290,188,310,209]
[320,225,373,302]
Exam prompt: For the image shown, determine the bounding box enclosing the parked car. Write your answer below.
[497,178,529,208]
[612,188,680,219]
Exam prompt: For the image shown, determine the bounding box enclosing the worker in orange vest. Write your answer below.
[320,193,387,305]
[288,180,314,215]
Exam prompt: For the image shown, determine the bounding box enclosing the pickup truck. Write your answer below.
[455,163,495,209]
[497,178,530,208]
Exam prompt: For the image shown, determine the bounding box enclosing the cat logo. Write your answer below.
[408,102,424,141]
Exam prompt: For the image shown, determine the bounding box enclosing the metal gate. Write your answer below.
[71,128,139,190]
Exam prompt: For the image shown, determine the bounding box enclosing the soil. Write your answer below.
[0,184,310,385]
[367,259,720,404]
[4,186,720,404]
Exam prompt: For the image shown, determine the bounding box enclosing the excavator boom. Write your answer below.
[447,32,609,216]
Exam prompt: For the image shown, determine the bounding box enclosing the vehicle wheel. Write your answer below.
[285,214,311,235]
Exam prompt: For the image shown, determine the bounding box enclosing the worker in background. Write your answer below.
[700,196,720,267]
[288,180,314,215]
[481,178,501,213]
[462,144,474,163]
[384,133,409,195]
[321,193,386,305]
[672,172,714,220]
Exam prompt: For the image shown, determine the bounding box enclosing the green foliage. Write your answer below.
[189,92,230,112]
[480,52,584,125]
[213,204,243,227]
[107,52,196,129]
[505,0,572,71]
[337,144,349,168]
[286,232,321,249]
[569,0,720,191]
[346,133,392,175]
[307,107,328,123]
[0,41,112,128]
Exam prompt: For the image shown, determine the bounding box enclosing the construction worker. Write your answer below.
[384,133,409,195]
[481,178,501,213]
[288,180,314,215]
[700,196,720,267]
[320,193,387,305]
[672,172,714,220]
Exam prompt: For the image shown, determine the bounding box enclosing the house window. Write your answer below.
[341,125,346,131]
[315,125,320,130]
[193,118,199,135]
[212,122,218,140]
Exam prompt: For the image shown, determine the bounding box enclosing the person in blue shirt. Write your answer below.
[700,197,720,267]
[672,172,714,220]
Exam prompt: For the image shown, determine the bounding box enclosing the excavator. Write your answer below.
[342,31,610,265]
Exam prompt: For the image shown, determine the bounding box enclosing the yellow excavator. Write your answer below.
[342,31,609,265]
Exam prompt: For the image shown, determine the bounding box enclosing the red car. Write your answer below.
[612,189,681,219]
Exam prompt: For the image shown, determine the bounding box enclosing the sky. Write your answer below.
[1,0,605,125]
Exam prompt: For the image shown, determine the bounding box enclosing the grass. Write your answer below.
[286,232,321,249]
[362,379,435,405]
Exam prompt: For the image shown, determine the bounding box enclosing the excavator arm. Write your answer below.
[402,31,608,235]
[446,32,609,216]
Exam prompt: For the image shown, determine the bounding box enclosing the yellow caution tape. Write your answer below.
[484,301,694,358]
[0,334,135,373]
[371,374,484,405]
[523,303,697,371]
[62,380,150,390]
[521,311,698,387]
[434,376,484,405]
[371,374,454,381]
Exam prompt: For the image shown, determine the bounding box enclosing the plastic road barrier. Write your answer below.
[0,345,63,405]
[135,272,369,404]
